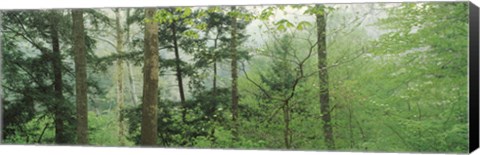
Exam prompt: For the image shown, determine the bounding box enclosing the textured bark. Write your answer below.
[141,8,159,146]
[72,9,88,145]
[170,21,187,123]
[114,8,127,146]
[230,6,239,140]
[316,4,335,150]
[50,11,67,144]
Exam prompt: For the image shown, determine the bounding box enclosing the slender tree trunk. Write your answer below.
[347,102,354,148]
[212,29,220,96]
[230,6,239,141]
[125,9,138,106]
[72,9,88,145]
[208,30,221,144]
[354,116,367,150]
[283,100,291,149]
[37,123,50,143]
[213,58,217,95]
[50,11,67,144]
[316,4,335,150]
[141,8,159,146]
[114,8,127,146]
[170,21,187,123]
[127,61,138,105]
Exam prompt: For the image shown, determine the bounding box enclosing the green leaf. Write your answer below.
[297,21,312,31]
[276,24,286,32]
[183,30,199,39]
[182,7,192,18]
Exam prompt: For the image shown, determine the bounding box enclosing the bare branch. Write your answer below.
[240,61,277,100]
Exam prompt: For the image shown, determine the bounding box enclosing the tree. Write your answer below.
[372,2,469,152]
[315,4,335,150]
[229,6,239,141]
[194,6,232,143]
[124,9,139,106]
[140,8,159,146]
[48,10,74,144]
[154,7,199,123]
[113,8,127,146]
[1,4,469,153]
[72,9,88,145]
[2,10,96,145]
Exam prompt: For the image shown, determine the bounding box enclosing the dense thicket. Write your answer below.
[1,3,469,153]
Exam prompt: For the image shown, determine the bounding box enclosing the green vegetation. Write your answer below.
[1,2,469,153]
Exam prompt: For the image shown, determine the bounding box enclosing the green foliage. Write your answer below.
[1,3,469,153]
[2,115,55,144]
[88,112,135,146]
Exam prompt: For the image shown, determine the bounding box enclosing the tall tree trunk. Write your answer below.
[170,21,187,123]
[125,9,138,106]
[72,9,88,145]
[208,30,221,144]
[114,8,127,146]
[50,11,67,144]
[141,8,159,146]
[316,4,335,150]
[230,6,239,140]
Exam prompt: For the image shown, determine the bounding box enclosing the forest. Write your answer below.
[0,2,470,153]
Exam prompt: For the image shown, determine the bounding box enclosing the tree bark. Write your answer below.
[141,8,159,146]
[170,20,187,123]
[72,9,88,145]
[50,11,67,144]
[230,6,239,140]
[316,4,335,150]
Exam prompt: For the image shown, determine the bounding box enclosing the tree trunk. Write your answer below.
[316,4,335,150]
[127,61,138,105]
[230,6,239,140]
[347,102,354,148]
[50,11,67,144]
[208,29,221,144]
[124,8,138,106]
[170,21,187,123]
[72,9,88,145]
[114,8,127,146]
[212,29,220,97]
[213,58,217,96]
[141,8,159,146]
[283,100,291,149]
